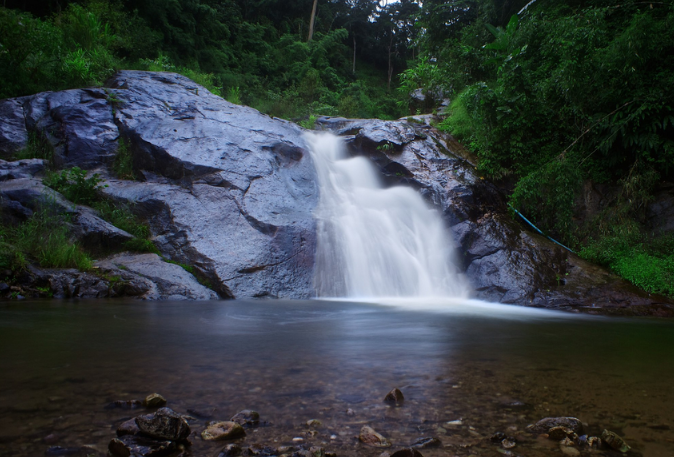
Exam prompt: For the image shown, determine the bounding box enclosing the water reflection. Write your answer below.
[0,300,673,457]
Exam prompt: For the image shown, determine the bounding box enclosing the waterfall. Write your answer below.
[307,132,469,299]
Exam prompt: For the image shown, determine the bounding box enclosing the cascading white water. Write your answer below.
[307,132,469,299]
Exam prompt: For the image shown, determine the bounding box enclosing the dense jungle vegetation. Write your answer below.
[1,0,673,296]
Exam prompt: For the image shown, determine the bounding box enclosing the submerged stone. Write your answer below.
[548,426,577,441]
[135,407,191,441]
[117,418,140,437]
[390,449,424,457]
[411,437,441,449]
[384,388,405,404]
[201,421,245,441]
[231,409,260,427]
[143,393,167,408]
[527,417,584,435]
[601,429,630,452]
[359,426,391,447]
[108,435,177,457]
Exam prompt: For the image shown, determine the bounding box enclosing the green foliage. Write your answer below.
[137,54,222,96]
[13,132,54,162]
[123,238,160,254]
[3,208,93,271]
[580,227,674,297]
[43,167,106,206]
[299,114,318,130]
[0,5,117,98]
[226,86,241,105]
[113,138,135,180]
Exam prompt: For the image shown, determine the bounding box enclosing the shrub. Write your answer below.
[43,167,106,206]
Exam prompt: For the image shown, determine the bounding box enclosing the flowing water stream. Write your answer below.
[307,133,468,299]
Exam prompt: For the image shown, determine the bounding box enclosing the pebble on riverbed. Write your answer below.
[359,426,392,447]
[109,435,177,457]
[230,409,260,427]
[135,407,191,442]
[601,429,631,452]
[384,388,405,405]
[548,426,578,441]
[116,418,140,437]
[390,449,424,457]
[142,393,167,408]
[201,421,246,441]
[410,437,441,449]
[527,417,584,435]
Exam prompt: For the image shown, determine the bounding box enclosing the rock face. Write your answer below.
[0,71,317,299]
[316,117,674,316]
[1,70,672,310]
[104,71,317,298]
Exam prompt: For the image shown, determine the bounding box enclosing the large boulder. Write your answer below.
[0,71,318,299]
[316,116,674,316]
[101,71,318,299]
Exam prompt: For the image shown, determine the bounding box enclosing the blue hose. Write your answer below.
[507,204,575,253]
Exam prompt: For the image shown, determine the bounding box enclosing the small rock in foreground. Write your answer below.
[527,417,584,435]
[135,407,191,442]
[384,388,404,404]
[201,421,246,441]
[230,409,260,427]
[601,429,631,452]
[116,418,140,437]
[391,449,424,457]
[359,426,392,447]
[109,435,177,457]
[143,393,167,408]
[411,437,441,449]
[548,426,577,441]
[107,400,142,410]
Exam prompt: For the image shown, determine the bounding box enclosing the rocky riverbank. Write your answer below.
[0,70,672,315]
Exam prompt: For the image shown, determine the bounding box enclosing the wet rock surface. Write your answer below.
[135,407,191,441]
[359,425,392,447]
[316,116,674,316]
[201,421,246,441]
[108,435,177,457]
[0,70,317,300]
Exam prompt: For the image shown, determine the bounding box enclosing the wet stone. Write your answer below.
[601,429,630,452]
[411,437,441,449]
[217,443,243,456]
[384,388,405,404]
[359,425,392,448]
[201,421,246,441]
[108,435,177,457]
[108,400,143,410]
[390,449,424,457]
[117,418,140,437]
[231,409,260,427]
[135,407,191,442]
[548,426,577,441]
[527,417,584,435]
[306,419,322,428]
[143,393,167,408]
[501,439,516,449]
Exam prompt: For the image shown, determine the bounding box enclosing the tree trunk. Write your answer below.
[352,35,357,75]
[387,34,393,92]
[308,0,318,41]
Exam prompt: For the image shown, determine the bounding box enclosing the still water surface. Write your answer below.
[0,299,673,456]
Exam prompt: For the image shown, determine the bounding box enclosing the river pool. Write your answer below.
[0,299,672,457]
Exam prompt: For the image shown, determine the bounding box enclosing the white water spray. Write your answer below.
[307,132,469,299]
